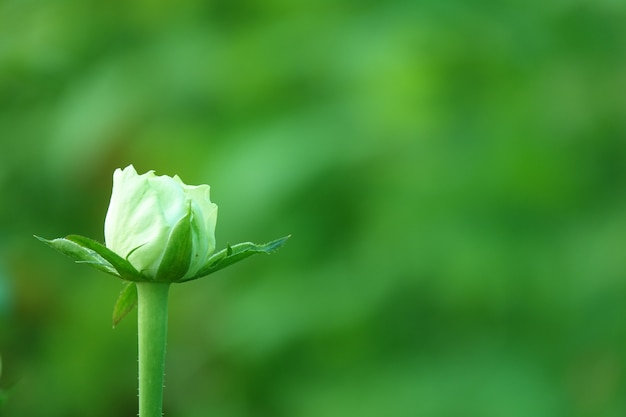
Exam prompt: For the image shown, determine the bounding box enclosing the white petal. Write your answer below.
[104,165,170,275]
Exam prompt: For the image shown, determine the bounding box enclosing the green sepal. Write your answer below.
[66,235,147,281]
[178,235,290,283]
[155,204,194,282]
[35,235,148,282]
[35,235,120,278]
[112,282,138,327]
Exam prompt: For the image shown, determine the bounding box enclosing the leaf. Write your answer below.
[112,282,138,327]
[36,235,148,282]
[35,235,120,278]
[178,235,290,283]
[64,235,148,282]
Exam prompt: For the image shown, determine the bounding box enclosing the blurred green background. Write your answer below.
[1,0,626,416]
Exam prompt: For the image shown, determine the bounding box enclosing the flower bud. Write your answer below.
[104,165,218,281]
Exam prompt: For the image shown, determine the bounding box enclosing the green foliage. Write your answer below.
[181,236,291,282]
[37,234,289,283]
[35,235,145,281]
[39,233,289,325]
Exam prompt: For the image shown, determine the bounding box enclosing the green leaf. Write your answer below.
[178,235,290,283]
[64,235,148,282]
[112,282,138,327]
[35,235,120,278]
[36,234,149,282]
[155,205,194,282]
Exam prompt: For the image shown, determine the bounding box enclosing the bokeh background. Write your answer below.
[2,0,626,416]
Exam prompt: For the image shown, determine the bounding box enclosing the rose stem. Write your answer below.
[137,282,170,417]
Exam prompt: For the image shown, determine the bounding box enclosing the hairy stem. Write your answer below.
[137,282,170,417]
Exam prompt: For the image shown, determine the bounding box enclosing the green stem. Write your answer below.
[137,282,170,417]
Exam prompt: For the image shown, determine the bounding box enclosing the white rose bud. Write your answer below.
[104,165,218,282]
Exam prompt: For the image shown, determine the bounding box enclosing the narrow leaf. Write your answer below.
[65,235,147,282]
[112,282,138,327]
[179,235,290,283]
[35,235,119,278]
